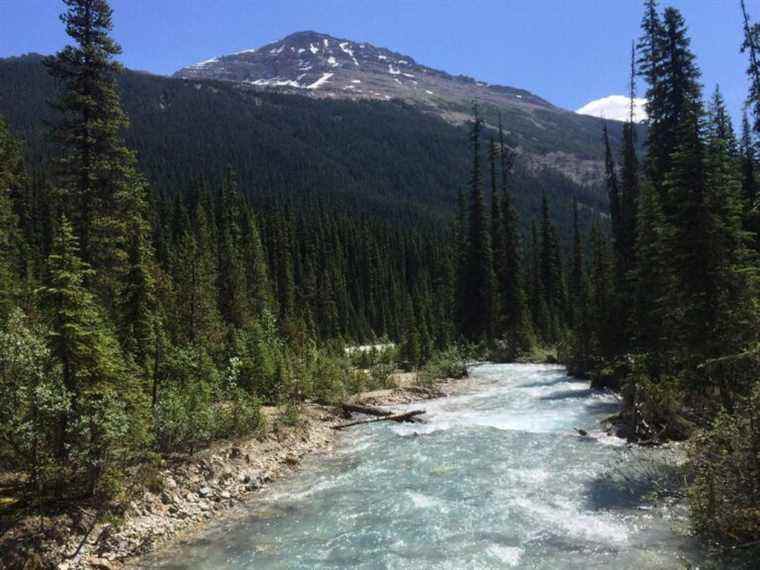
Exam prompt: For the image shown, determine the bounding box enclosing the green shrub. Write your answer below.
[619,358,695,442]
[688,382,760,545]
[419,347,467,385]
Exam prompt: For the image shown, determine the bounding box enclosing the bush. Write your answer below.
[0,309,70,493]
[419,347,467,385]
[621,362,694,442]
[236,314,286,403]
[154,352,264,452]
[688,382,760,545]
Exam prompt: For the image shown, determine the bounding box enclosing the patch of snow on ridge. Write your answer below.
[307,72,333,90]
[576,95,648,123]
[327,56,339,67]
[339,42,360,66]
[247,78,301,88]
[309,43,319,54]
[388,64,401,75]
[190,57,219,68]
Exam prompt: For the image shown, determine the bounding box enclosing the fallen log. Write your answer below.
[332,410,426,430]
[341,403,393,418]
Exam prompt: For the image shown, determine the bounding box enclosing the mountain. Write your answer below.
[175,31,552,115]
[175,32,645,187]
[576,95,648,123]
[0,53,610,238]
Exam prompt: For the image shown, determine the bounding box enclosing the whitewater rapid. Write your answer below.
[147,364,702,569]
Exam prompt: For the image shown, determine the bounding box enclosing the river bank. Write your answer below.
[1,374,467,570]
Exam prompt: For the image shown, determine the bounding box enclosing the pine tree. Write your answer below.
[119,225,157,376]
[489,137,504,332]
[528,220,548,340]
[0,116,25,320]
[496,119,532,352]
[539,194,564,341]
[632,181,668,371]
[461,106,495,341]
[241,206,273,319]
[704,108,754,367]
[740,113,760,249]
[604,122,622,250]
[741,0,760,134]
[707,86,738,156]
[661,99,713,372]
[569,199,584,328]
[588,222,615,361]
[639,4,702,200]
[620,45,641,279]
[741,113,758,209]
[216,171,248,329]
[37,216,133,493]
[171,203,222,346]
[45,0,149,305]
[637,0,666,182]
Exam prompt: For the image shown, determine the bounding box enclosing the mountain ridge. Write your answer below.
[175,30,554,111]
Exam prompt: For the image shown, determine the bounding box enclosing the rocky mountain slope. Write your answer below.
[175,31,644,187]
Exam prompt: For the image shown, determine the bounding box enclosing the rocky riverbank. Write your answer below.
[2,376,460,570]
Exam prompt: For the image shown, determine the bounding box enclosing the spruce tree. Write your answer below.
[45,0,149,305]
[569,198,584,328]
[38,217,133,493]
[741,0,760,134]
[620,46,641,278]
[603,122,623,251]
[489,137,504,332]
[171,204,222,346]
[588,222,615,361]
[216,171,248,329]
[0,116,25,320]
[707,86,738,157]
[632,181,668,371]
[461,106,495,341]
[119,226,157,377]
[497,119,531,352]
[740,113,758,209]
[661,100,713,372]
[528,220,549,340]
[637,0,666,182]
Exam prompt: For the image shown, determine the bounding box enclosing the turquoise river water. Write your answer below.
[147,363,707,569]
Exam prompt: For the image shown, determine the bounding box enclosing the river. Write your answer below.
[147,363,704,569]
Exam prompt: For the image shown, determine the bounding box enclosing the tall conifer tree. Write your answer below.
[45,0,149,305]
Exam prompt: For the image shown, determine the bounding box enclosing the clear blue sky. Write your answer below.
[0,0,751,122]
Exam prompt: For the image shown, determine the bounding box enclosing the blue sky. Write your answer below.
[0,0,751,122]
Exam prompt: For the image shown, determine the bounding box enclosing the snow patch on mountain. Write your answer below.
[307,72,333,90]
[576,95,647,123]
[190,57,219,69]
[339,42,360,66]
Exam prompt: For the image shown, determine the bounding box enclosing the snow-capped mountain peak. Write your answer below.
[174,31,552,111]
[576,95,647,123]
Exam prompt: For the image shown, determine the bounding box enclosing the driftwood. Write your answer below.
[341,403,393,418]
[332,410,426,430]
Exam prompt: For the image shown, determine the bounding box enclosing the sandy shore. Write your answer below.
[4,374,466,570]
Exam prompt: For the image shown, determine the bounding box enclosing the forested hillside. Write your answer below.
[0,53,609,233]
